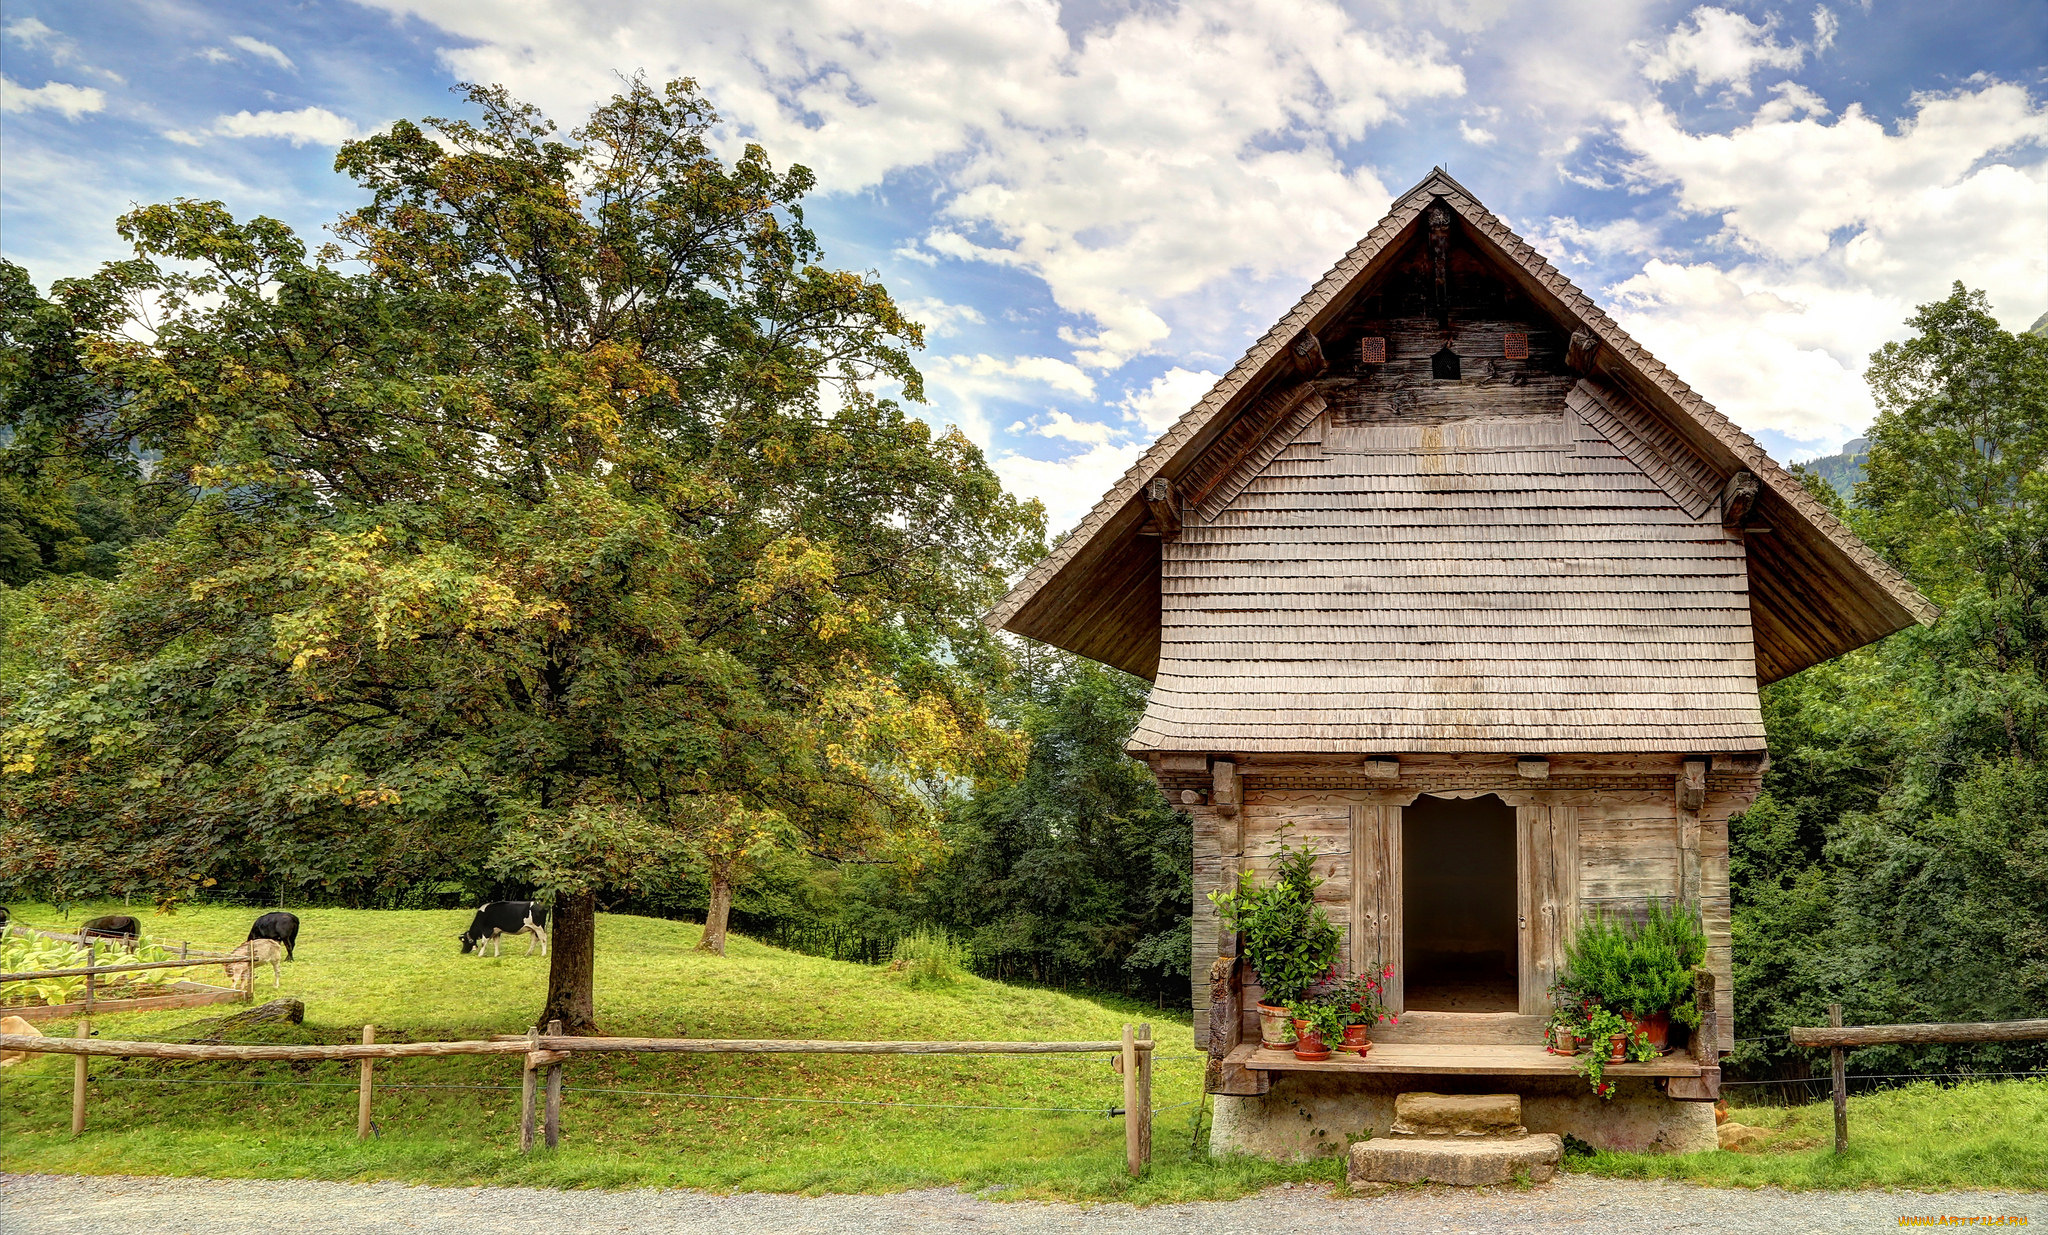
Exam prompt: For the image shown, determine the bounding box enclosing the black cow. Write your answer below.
[0,905,10,931]
[460,901,549,957]
[247,911,300,961]
[80,914,141,947]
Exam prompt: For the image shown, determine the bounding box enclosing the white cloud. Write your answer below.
[0,75,105,120]
[349,0,1462,370]
[900,297,984,340]
[1524,214,1662,265]
[1120,366,1221,433]
[212,107,361,146]
[1459,120,1497,146]
[1599,81,2048,440]
[991,441,1147,535]
[1811,6,1838,55]
[1639,6,1806,96]
[229,36,296,71]
[1028,410,1119,447]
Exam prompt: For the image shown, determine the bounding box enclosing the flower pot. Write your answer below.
[1291,1022,1331,1061]
[1256,1002,1296,1050]
[1547,1027,1578,1056]
[1606,1033,1628,1063]
[1632,1011,1671,1052]
[1340,1023,1371,1055]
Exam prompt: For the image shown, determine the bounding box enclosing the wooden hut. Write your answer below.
[986,169,1934,1154]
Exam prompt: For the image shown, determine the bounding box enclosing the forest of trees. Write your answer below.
[1,75,2040,1071]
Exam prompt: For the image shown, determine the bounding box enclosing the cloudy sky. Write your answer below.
[3,1,2043,531]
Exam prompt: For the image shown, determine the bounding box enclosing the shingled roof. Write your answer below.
[987,169,1934,754]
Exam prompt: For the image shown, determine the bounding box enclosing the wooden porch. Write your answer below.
[1223,1040,1709,1079]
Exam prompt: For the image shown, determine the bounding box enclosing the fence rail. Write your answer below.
[1789,1008,2048,1152]
[0,1025,1162,1175]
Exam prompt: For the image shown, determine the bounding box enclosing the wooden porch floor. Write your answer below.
[1224,1041,1706,1078]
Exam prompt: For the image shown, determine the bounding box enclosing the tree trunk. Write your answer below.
[697,860,733,955]
[538,891,598,1036]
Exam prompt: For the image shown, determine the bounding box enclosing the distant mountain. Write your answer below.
[2031,311,2047,337]
[1797,437,1869,498]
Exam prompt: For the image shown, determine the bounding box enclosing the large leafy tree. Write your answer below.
[1731,285,2047,1079]
[0,78,1042,1033]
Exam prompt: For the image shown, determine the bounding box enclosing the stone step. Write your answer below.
[1388,1091,1525,1138]
[1349,1133,1564,1187]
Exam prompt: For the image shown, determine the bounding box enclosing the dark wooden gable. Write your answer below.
[1128,216,1763,754]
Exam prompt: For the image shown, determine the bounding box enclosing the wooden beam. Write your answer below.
[1140,476,1182,540]
[1788,1018,2048,1048]
[1720,470,1761,527]
[1364,757,1401,780]
[1516,757,1549,780]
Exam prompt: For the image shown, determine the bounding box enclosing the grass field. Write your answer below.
[3,901,2040,1197]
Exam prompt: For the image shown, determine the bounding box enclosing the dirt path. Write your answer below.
[5,1172,2042,1234]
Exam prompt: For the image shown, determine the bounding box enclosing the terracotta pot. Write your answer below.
[1547,1027,1578,1056]
[1340,1023,1371,1055]
[1256,1002,1296,1050]
[1291,1023,1331,1061]
[1622,1010,1671,1052]
[1607,1033,1628,1063]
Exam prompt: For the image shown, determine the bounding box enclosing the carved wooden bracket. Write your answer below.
[1516,757,1550,780]
[1212,759,1240,818]
[1364,757,1401,780]
[1566,329,1601,375]
[1139,476,1182,540]
[1678,759,1707,812]
[1290,331,1328,377]
[1720,471,1761,528]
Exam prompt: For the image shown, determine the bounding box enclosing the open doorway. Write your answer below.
[1403,793,1518,1012]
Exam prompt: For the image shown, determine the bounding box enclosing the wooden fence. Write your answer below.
[0,1024,1162,1176]
[1788,1009,2048,1152]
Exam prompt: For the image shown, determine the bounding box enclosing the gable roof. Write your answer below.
[987,168,1935,692]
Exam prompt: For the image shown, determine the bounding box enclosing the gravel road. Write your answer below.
[4,1173,2042,1235]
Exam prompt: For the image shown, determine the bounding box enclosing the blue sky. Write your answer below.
[3,0,2043,531]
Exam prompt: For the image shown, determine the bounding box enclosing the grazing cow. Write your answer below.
[80,915,141,947]
[459,901,549,957]
[247,911,300,961]
[226,937,286,991]
[0,905,10,931]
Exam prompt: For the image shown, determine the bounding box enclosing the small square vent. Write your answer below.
[1502,332,1529,360]
[1359,336,1387,365]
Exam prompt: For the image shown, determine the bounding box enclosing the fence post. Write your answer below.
[1136,1022,1153,1173]
[1829,1003,1848,1154]
[519,1025,539,1153]
[71,1017,88,1135]
[357,1025,375,1140]
[543,1018,563,1150]
[1122,1023,1140,1177]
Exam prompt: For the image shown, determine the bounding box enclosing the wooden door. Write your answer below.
[1350,803,1403,1013]
[1515,803,1580,1016]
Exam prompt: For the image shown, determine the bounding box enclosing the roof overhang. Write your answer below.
[987,168,1935,686]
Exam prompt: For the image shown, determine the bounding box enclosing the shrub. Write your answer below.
[1560,900,1706,1025]
[889,927,970,989]
[1208,838,1342,1007]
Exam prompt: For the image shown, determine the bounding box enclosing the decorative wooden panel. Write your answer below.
[1350,804,1404,1013]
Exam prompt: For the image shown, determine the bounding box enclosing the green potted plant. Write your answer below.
[1332,968,1394,1055]
[1557,901,1706,1056]
[1544,989,1585,1056]
[1284,995,1343,1061]
[1209,839,1343,1050]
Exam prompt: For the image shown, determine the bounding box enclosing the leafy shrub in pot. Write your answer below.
[1209,837,1342,1045]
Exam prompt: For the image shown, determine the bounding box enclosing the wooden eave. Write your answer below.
[986,168,1935,686]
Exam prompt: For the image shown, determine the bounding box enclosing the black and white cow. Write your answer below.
[80,914,141,946]
[459,901,549,957]
[247,911,301,961]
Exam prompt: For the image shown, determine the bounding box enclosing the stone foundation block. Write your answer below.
[1389,1091,1524,1137]
[1348,1133,1563,1187]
